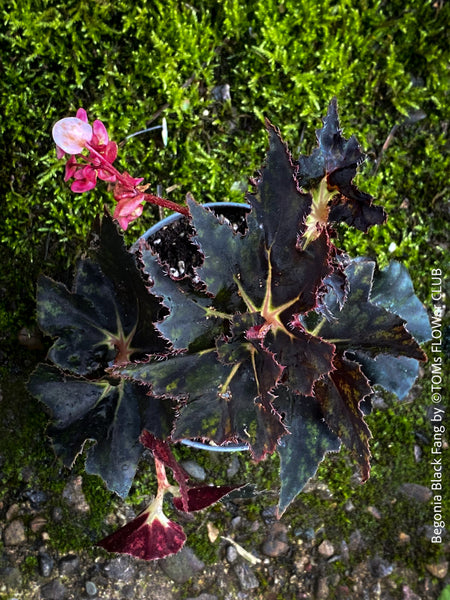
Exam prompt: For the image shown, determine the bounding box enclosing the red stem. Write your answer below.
[84,142,189,216]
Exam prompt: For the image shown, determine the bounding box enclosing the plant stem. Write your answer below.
[85,142,189,216]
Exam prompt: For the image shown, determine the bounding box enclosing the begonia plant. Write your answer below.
[29,99,431,561]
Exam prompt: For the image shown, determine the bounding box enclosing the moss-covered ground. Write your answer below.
[0,0,449,597]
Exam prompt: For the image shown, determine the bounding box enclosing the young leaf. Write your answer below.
[297,98,386,232]
[28,364,174,498]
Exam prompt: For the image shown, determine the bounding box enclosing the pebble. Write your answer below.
[227,544,238,563]
[425,561,448,578]
[317,540,334,558]
[185,595,218,600]
[227,455,240,478]
[402,585,422,600]
[398,483,432,503]
[58,554,80,575]
[103,555,137,582]
[40,579,68,600]
[369,556,394,578]
[233,562,259,590]
[159,546,205,584]
[262,537,289,557]
[348,529,362,552]
[3,519,26,546]
[62,476,90,512]
[367,505,382,519]
[316,576,329,599]
[23,488,48,509]
[85,580,98,596]
[180,460,206,481]
[39,552,54,577]
[0,566,22,590]
[30,516,47,533]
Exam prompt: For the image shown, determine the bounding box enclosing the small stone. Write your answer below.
[344,500,355,512]
[367,505,382,519]
[40,579,68,600]
[226,545,238,563]
[85,581,98,596]
[23,488,48,508]
[180,460,206,481]
[262,537,289,557]
[348,529,362,552]
[233,562,259,590]
[51,506,63,522]
[3,519,26,545]
[425,561,448,578]
[159,546,204,584]
[0,566,22,590]
[317,540,334,558]
[316,576,329,599]
[6,504,20,521]
[227,455,240,478]
[207,521,219,543]
[103,555,137,582]
[402,585,422,600]
[31,516,47,533]
[398,532,410,544]
[39,552,54,577]
[62,476,90,512]
[413,444,422,462]
[340,540,349,562]
[58,554,80,575]
[398,483,432,503]
[369,556,394,578]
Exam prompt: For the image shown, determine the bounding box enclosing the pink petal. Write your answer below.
[75,108,88,122]
[64,156,79,181]
[56,145,65,159]
[114,200,144,229]
[104,141,118,163]
[97,168,117,182]
[52,117,93,154]
[71,178,97,193]
[97,507,186,561]
[92,119,109,146]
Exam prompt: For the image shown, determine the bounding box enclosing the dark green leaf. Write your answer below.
[370,260,432,343]
[318,258,427,361]
[314,355,372,480]
[37,211,167,376]
[28,364,174,498]
[140,247,223,352]
[117,349,287,460]
[353,353,419,401]
[275,389,340,517]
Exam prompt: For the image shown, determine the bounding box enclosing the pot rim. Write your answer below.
[136,201,251,453]
[137,201,250,245]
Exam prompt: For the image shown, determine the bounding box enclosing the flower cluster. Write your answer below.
[52,108,188,229]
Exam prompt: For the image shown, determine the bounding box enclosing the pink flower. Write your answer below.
[52,116,92,155]
[54,108,118,193]
[113,195,145,230]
